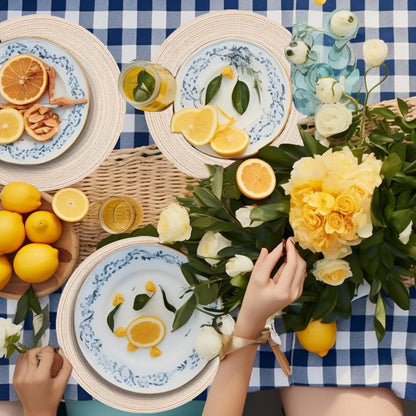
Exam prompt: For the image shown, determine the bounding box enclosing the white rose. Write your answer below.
[330,10,358,37]
[225,255,254,277]
[285,40,309,65]
[399,221,413,245]
[0,318,22,358]
[363,39,388,67]
[157,203,191,243]
[312,258,352,286]
[197,231,232,265]
[194,326,223,360]
[315,103,352,138]
[316,76,345,104]
[217,314,235,335]
[235,205,263,228]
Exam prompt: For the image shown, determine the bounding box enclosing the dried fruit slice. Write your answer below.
[0,54,48,105]
[0,108,25,144]
[126,316,166,348]
[170,105,218,146]
[24,103,60,142]
[210,127,249,157]
[236,158,276,200]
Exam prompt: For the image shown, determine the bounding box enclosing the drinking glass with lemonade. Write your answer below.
[118,60,176,111]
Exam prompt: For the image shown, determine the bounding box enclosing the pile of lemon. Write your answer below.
[0,182,88,291]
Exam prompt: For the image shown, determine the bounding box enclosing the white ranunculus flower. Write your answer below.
[315,103,353,138]
[330,10,358,37]
[194,326,223,360]
[285,40,309,65]
[399,221,413,245]
[218,314,235,335]
[225,255,254,277]
[157,203,191,243]
[235,205,264,228]
[363,39,388,67]
[314,130,330,147]
[197,231,232,265]
[0,318,22,358]
[316,76,345,104]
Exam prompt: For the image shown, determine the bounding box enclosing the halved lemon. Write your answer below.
[126,315,166,348]
[0,108,25,144]
[52,188,89,222]
[236,158,276,200]
[170,105,218,146]
[0,54,48,105]
[210,127,249,157]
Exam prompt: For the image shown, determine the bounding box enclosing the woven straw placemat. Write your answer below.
[0,15,125,191]
[146,10,303,179]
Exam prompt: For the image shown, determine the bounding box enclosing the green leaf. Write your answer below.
[369,107,397,119]
[187,255,214,275]
[208,165,224,200]
[133,69,156,101]
[27,286,42,315]
[159,285,176,313]
[311,285,338,320]
[374,293,386,342]
[205,75,222,104]
[397,98,409,118]
[172,294,197,331]
[133,293,153,311]
[33,304,49,347]
[181,263,199,286]
[192,188,221,208]
[195,282,219,305]
[369,277,382,301]
[97,224,158,249]
[390,209,412,234]
[380,153,402,182]
[370,188,386,227]
[300,129,328,156]
[359,230,384,250]
[251,201,290,221]
[232,79,250,115]
[230,274,249,288]
[106,303,121,332]
[14,287,31,325]
[387,277,410,310]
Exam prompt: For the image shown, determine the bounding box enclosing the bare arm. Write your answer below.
[202,239,306,416]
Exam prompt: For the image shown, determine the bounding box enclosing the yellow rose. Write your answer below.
[290,185,315,205]
[311,227,331,252]
[312,258,352,286]
[291,219,317,253]
[305,191,335,216]
[339,215,358,241]
[325,211,345,234]
[302,205,324,232]
[335,194,358,215]
[322,147,357,176]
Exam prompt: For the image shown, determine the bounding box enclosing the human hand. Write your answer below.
[235,238,306,339]
[13,346,72,416]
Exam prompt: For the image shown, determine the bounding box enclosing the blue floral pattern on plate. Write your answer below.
[174,38,292,158]
[0,38,89,165]
[74,243,218,394]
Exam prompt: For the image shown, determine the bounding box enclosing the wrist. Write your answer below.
[234,315,267,340]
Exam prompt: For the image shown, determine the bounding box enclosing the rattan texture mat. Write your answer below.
[69,144,197,264]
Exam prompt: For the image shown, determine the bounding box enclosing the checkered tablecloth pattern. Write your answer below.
[0,0,416,403]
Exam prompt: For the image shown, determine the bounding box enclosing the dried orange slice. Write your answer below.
[0,108,24,144]
[170,105,218,146]
[236,158,276,200]
[210,127,249,157]
[0,54,48,105]
[24,104,60,142]
[52,188,89,222]
[126,316,166,348]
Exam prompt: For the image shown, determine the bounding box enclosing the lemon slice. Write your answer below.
[236,158,276,200]
[0,108,25,144]
[210,127,249,157]
[126,316,166,348]
[52,188,89,222]
[0,54,48,105]
[170,105,218,146]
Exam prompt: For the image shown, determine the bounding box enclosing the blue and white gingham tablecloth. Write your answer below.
[0,0,415,403]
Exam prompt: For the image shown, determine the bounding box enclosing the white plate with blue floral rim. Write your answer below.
[74,243,218,394]
[174,38,292,158]
[0,38,89,165]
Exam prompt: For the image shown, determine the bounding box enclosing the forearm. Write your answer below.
[202,343,258,416]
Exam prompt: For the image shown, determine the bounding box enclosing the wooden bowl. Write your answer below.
[0,191,79,299]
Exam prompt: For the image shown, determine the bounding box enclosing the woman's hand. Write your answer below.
[13,346,72,416]
[235,238,307,339]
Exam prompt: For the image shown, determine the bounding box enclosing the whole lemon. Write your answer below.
[295,319,337,357]
[0,210,26,254]
[13,243,59,283]
[25,211,63,244]
[0,255,12,291]
[1,181,41,213]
